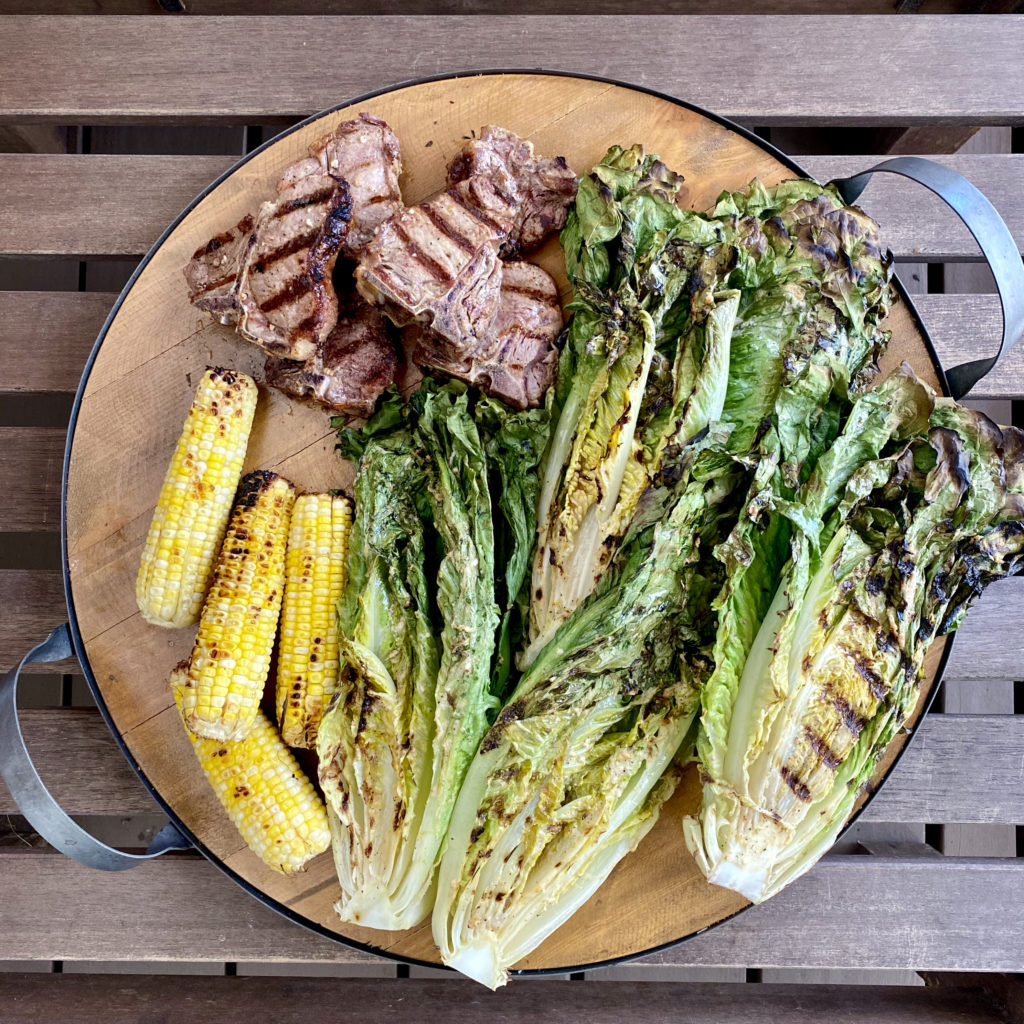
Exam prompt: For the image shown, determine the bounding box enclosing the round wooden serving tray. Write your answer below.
[63,72,949,974]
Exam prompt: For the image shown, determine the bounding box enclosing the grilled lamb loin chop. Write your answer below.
[264,302,399,419]
[279,113,403,255]
[184,213,255,323]
[234,171,352,363]
[447,126,577,256]
[414,260,562,409]
[355,175,515,349]
[184,166,352,362]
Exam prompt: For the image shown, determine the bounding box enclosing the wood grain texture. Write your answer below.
[0,571,78,673]
[0,0,999,13]
[0,292,117,392]
[1,17,1024,125]
[0,709,159,815]
[0,975,1006,1024]
[3,292,1020,399]
[0,849,1021,970]
[0,428,64,531]
[3,708,1021,823]
[3,153,1022,259]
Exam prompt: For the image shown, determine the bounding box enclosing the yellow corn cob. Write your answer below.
[276,493,353,749]
[170,664,330,874]
[182,470,296,742]
[136,367,258,629]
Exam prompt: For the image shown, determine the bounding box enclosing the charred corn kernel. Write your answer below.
[276,493,353,749]
[182,470,296,742]
[136,367,258,629]
[171,664,330,874]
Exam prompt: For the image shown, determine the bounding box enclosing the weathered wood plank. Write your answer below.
[0,155,230,258]
[0,0,996,13]
[0,849,1020,969]
[0,293,116,393]
[860,714,1024,825]
[2,17,1023,126]
[2,153,1022,259]
[0,974,1006,1024]
[0,428,64,532]
[0,571,78,674]
[2,292,1020,399]
[0,709,158,816]
[2,708,1021,824]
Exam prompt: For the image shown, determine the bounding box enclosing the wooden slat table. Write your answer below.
[1,12,1023,1022]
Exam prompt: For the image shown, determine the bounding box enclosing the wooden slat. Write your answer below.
[2,153,1023,260]
[0,975,1006,1024]
[0,292,117,393]
[0,0,999,14]
[0,709,157,816]
[2,708,1020,823]
[2,16,1023,126]
[0,155,230,258]
[860,714,1024,825]
[2,292,1021,400]
[0,428,64,532]
[0,571,78,674]
[0,849,1020,969]
[4,570,1021,677]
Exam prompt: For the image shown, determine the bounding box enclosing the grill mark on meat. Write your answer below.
[422,203,475,255]
[449,187,506,234]
[393,220,452,283]
[193,214,254,261]
[780,765,812,802]
[503,283,557,302]
[257,275,315,314]
[804,726,842,770]
[193,271,237,295]
[253,231,320,272]
[271,187,337,218]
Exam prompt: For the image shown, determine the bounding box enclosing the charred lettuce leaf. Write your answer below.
[320,382,546,929]
[434,437,746,989]
[685,369,1024,903]
[526,146,738,666]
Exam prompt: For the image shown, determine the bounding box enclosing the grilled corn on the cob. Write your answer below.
[276,493,353,749]
[170,664,330,873]
[182,470,296,742]
[136,367,258,629]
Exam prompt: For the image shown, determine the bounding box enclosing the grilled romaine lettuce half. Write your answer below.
[318,382,547,930]
[526,145,738,666]
[433,436,747,990]
[685,369,1024,903]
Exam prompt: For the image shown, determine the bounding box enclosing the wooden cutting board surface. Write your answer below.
[64,72,945,972]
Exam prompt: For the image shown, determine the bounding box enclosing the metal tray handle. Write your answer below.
[0,624,191,870]
[829,155,1024,401]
